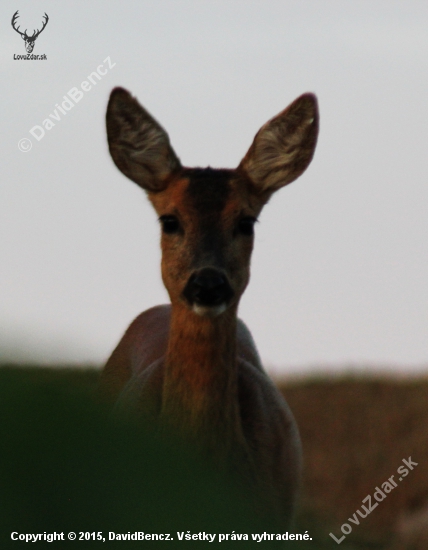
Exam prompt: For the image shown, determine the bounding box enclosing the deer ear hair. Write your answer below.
[106,87,181,192]
[239,93,319,197]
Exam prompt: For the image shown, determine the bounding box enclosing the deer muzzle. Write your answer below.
[182,268,234,316]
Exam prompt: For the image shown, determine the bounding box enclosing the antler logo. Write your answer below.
[11,11,49,53]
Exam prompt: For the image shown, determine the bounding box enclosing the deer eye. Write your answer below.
[237,217,257,236]
[159,215,180,234]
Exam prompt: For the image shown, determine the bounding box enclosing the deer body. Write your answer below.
[100,88,319,524]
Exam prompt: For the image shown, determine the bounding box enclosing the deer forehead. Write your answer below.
[149,169,260,223]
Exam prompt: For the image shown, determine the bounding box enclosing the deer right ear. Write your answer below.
[106,87,181,192]
[239,93,319,198]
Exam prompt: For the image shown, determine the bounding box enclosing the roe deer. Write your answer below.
[100,87,319,525]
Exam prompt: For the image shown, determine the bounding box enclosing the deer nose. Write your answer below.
[183,268,234,308]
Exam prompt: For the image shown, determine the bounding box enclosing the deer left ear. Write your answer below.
[106,87,181,193]
[238,93,319,196]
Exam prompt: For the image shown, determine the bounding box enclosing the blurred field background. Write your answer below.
[282,375,428,549]
[1,365,426,549]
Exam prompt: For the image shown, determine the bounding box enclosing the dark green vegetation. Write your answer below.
[0,366,312,548]
[1,366,426,548]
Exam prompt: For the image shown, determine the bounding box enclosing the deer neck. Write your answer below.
[161,301,241,449]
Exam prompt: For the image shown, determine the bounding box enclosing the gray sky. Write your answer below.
[2,0,428,374]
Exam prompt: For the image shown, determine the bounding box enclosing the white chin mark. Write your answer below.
[193,303,227,317]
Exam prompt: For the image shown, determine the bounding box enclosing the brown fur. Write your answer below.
[100,87,319,525]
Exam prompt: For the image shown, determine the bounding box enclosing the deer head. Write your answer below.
[11,11,49,53]
[106,88,318,317]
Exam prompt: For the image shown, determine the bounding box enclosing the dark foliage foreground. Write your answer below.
[0,366,322,548]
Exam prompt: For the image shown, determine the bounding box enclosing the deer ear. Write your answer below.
[239,93,319,196]
[106,87,181,192]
